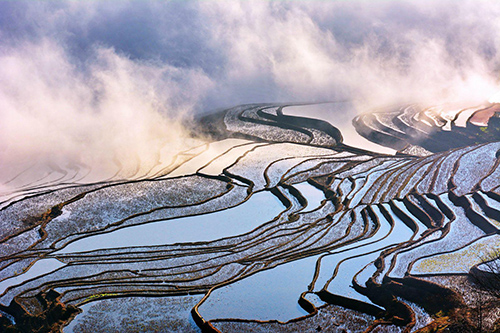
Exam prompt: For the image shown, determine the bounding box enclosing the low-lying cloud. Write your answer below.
[1,0,500,191]
[0,39,213,191]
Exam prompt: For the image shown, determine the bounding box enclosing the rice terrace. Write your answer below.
[1,1,500,332]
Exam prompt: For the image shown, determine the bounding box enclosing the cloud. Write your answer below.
[1,0,500,191]
[198,0,500,108]
[0,39,213,190]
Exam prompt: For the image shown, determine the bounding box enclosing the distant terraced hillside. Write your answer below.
[1,103,499,332]
[353,103,500,155]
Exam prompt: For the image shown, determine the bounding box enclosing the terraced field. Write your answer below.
[1,103,499,332]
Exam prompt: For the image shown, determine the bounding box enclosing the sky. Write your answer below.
[1,0,500,188]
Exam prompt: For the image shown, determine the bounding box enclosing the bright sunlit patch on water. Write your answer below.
[283,103,397,155]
